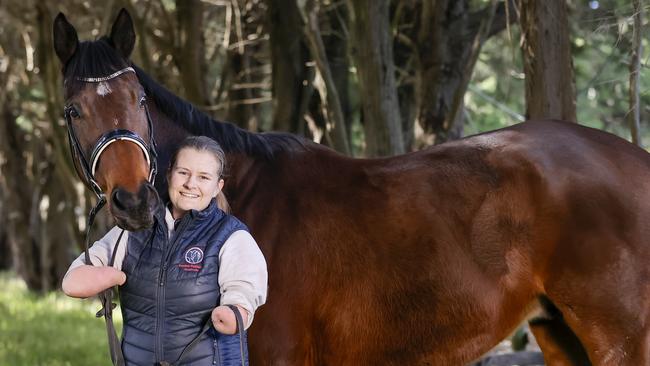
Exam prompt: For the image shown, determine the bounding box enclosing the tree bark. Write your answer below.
[0,215,9,270]
[175,0,209,105]
[519,0,576,122]
[0,98,40,290]
[324,5,352,138]
[0,3,85,292]
[397,0,515,145]
[414,0,470,144]
[267,0,311,134]
[348,0,404,156]
[223,0,264,132]
[224,50,257,130]
[445,0,499,133]
[297,0,351,155]
[629,0,643,146]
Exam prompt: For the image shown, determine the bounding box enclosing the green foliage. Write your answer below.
[466,1,650,146]
[466,25,526,136]
[0,272,121,366]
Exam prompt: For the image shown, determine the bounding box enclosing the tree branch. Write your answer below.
[468,0,518,40]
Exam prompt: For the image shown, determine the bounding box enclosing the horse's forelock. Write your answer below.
[63,38,130,99]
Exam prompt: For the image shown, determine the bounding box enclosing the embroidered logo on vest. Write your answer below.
[179,247,204,272]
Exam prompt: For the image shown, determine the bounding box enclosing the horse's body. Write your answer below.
[203,117,650,365]
[54,10,650,366]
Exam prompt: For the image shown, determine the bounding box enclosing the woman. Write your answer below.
[63,136,267,366]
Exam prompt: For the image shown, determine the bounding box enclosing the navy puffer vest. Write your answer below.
[119,199,249,366]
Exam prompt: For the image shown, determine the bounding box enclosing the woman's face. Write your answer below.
[168,148,224,219]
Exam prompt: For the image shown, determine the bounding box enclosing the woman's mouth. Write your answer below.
[180,192,199,198]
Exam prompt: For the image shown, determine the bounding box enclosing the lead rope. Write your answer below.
[83,197,126,366]
[226,305,247,366]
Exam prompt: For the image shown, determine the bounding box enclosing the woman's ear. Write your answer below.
[215,179,225,197]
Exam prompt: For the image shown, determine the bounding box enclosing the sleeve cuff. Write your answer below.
[220,292,255,329]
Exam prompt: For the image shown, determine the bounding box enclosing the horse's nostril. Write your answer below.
[111,188,132,211]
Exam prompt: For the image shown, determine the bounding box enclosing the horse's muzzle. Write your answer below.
[110,183,159,231]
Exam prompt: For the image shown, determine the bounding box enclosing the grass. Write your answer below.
[0,272,122,366]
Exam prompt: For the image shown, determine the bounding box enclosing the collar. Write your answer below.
[162,198,221,227]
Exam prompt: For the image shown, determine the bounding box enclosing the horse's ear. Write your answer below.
[109,8,136,58]
[53,13,78,66]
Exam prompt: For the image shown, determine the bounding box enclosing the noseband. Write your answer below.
[63,66,158,202]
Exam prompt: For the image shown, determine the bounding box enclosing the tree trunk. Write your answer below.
[519,0,576,122]
[44,172,81,289]
[414,0,470,144]
[348,0,404,156]
[445,0,499,133]
[224,43,260,131]
[0,214,9,270]
[223,0,263,132]
[297,0,351,155]
[628,0,643,146]
[17,3,116,291]
[399,0,515,145]
[267,0,311,134]
[324,5,352,138]
[0,98,40,290]
[175,0,209,105]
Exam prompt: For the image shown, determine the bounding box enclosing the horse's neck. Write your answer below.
[221,152,261,211]
[149,103,188,198]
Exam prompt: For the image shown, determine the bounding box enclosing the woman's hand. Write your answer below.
[62,265,127,298]
[211,305,248,335]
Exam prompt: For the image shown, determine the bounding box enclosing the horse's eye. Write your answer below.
[139,96,146,108]
[67,105,80,119]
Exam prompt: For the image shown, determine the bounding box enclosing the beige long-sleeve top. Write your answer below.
[65,207,267,329]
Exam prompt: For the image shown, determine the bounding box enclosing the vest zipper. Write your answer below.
[154,214,193,362]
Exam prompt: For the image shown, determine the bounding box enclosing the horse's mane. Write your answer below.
[64,38,307,159]
[131,66,307,159]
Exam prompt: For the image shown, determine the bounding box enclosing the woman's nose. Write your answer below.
[183,175,197,188]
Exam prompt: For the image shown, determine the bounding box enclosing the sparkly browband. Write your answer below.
[77,67,135,82]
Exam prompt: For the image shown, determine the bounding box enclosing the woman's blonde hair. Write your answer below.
[169,136,231,213]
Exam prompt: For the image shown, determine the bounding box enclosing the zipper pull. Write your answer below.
[159,263,168,286]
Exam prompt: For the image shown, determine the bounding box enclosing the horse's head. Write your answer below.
[53,10,159,231]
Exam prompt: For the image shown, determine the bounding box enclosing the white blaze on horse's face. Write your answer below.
[97,81,112,96]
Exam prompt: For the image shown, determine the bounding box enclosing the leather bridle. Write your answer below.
[63,66,158,202]
[63,66,158,366]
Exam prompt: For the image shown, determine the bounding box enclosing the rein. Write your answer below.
[82,197,126,366]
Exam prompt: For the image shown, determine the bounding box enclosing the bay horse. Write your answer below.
[53,9,650,366]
